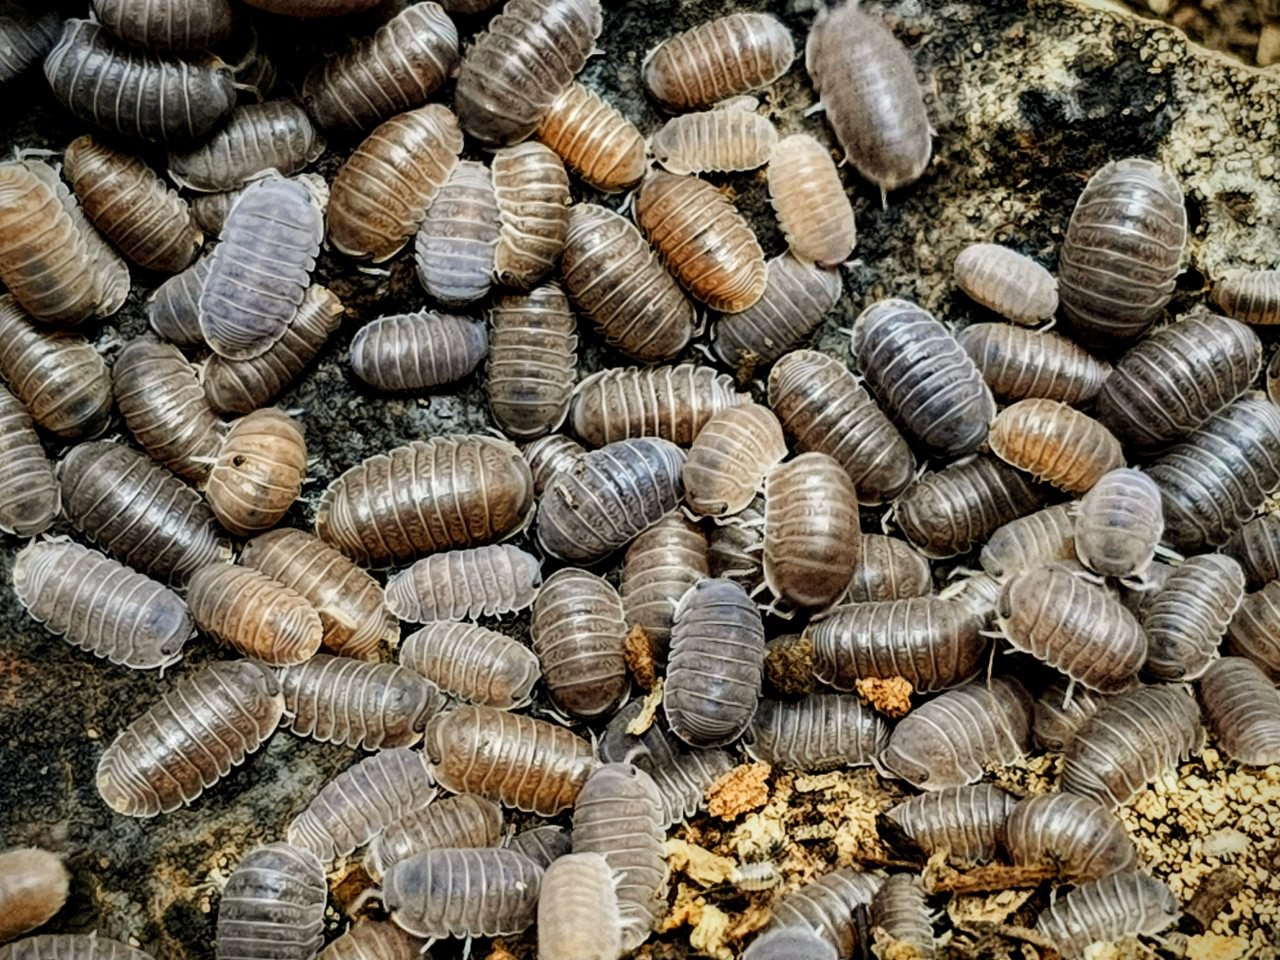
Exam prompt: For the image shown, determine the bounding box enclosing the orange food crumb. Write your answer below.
[856,676,914,718]
[624,624,658,690]
[707,762,771,819]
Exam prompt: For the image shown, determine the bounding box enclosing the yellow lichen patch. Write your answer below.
[665,837,737,887]
[689,902,734,960]
[625,678,664,735]
[707,762,771,819]
[856,676,914,717]
[983,750,1059,797]
[624,624,658,690]
[1184,932,1252,960]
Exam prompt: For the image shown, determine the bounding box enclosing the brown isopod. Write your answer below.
[868,874,935,958]
[414,160,499,306]
[13,540,193,670]
[635,170,767,313]
[0,10,59,85]
[146,250,211,347]
[89,0,235,51]
[536,82,647,193]
[400,621,540,709]
[766,869,883,959]
[846,534,932,603]
[491,142,570,289]
[1074,468,1164,580]
[1058,158,1187,345]
[63,135,203,274]
[1224,514,1280,590]
[0,386,58,537]
[979,503,1078,581]
[326,103,463,263]
[957,323,1110,406]
[278,654,445,750]
[508,825,572,869]
[366,794,504,881]
[620,513,709,667]
[96,659,284,817]
[1215,268,1280,325]
[767,134,856,266]
[385,544,542,623]
[424,704,596,816]
[383,848,543,940]
[953,243,1058,325]
[206,408,307,537]
[531,567,629,720]
[0,936,153,960]
[0,847,69,944]
[113,337,226,483]
[167,100,325,193]
[643,12,794,111]
[536,852,622,960]
[60,440,229,586]
[1226,579,1280,680]
[349,312,488,393]
[1002,793,1137,883]
[1034,872,1179,960]
[561,204,695,361]
[522,434,585,495]
[301,2,459,134]
[1032,679,1113,752]
[486,285,578,440]
[315,434,534,568]
[187,562,322,666]
[319,921,421,960]
[1198,656,1280,766]
[683,402,786,517]
[880,784,1017,863]
[988,398,1124,495]
[746,694,890,771]
[571,363,746,448]
[651,98,779,176]
[215,844,325,960]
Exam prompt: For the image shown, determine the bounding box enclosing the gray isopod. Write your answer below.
[881,784,1017,863]
[536,853,622,960]
[1223,514,1280,590]
[400,621,541,709]
[572,364,746,448]
[491,142,570,290]
[1144,554,1244,681]
[643,13,794,111]
[846,534,932,603]
[1033,871,1179,960]
[168,100,324,193]
[868,874,936,958]
[652,99,779,176]
[767,869,883,959]
[979,503,1077,580]
[385,544,541,623]
[487,285,578,440]
[683,402,786,518]
[90,0,235,51]
[707,494,766,595]
[0,10,59,85]
[146,251,211,347]
[1215,268,1280,325]
[508,825,572,870]
[1032,679,1113,752]
[746,694,890,771]
[349,312,488,393]
[1198,656,1280,766]
[0,386,58,537]
[1227,579,1280,680]
[531,567,628,720]
[319,921,421,960]
[214,843,326,960]
[1074,468,1164,580]
[621,513,709,667]
[366,794,504,880]
[0,937,153,960]
[1002,792,1137,883]
[414,160,499,306]
[382,848,543,940]
[953,243,1058,325]
[957,322,1109,405]
[742,928,837,960]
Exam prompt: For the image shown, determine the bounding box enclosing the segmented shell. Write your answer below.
[1144,554,1244,681]
[168,101,324,193]
[1223,514,1280,590]
[1003,793,1137,883]
[206,408,307,537]
[868,874,935,957]
[536,82,647,193]
[187,563,322,665]
[318,921,420,960]
[767,133,856,266]
[746,694,890,771]
[214,844,326,960]
[881,785,1017,863]
[1074,468,1163,579]
[643,12,794,111]
[399,621,540,709]
[0,10,59,84]
[0,385,58,537]
[486,285,577,440]
[382,848,542,940]
[491,142,569,289]
[1033,872,1179,960]
[366,794,504,880]
[957,323,1109,405]
[385,544,541,623]
[0,937,152,960]
[90,0,235,51]
[652,100,779,176]
[531,567,628,720]
[508,825,572,869]
[979,503,1078,580]
[572,364,745,448]
[147,251,211,346]
[846,534,932,603]
[536,853,622,960]
[1215,268,1280,325]
[1032,680,1113,752]
[1227,579,1280,680]
[414,160,499,306]
[522,434,584,495]
[683,403,786,517]
[766,869,883,959]
[349,312,487,392]
[1198,656,1280,766]
[953,244,1058,324]
[988,399,1124,494]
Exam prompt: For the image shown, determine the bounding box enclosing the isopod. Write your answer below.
[536,82,647,193]
[988,399,1124,495]
[1143,554,1244,681]
[523,435,585,495]
[868,874,935,957]
[957,323,1109,405]
[1002,792,1137,883]
[240,0,386,13]
[1223,514,1280,590]
[487,285,578,440]
[188,192,240,238]
[880,784,1017,863]
[0,848,69,944]
[979,503,1077,580]
[953,244,1058,325]
[0,937,152,960]
[1073,468,1163,579]
[385,544,541,623]
[168,100,325,193]
[1033,872,1179,959]
[536,853,622,960]
[90,0,235,51]
[531,567,628,720]
[508,826,572,869]
[1032,679,1113,752]
[146,251,211,347]
[187,562,322,666]
[742,929,836,960]
[414,160,499,305]
[400,621,540,709]
[1215,268,1280,325]
[206,408,306,536]
[847,534,932,603]
[383,848,543,940]
[96,660,284,816]
[571,364,745,448]
[0,386,58,537]
[215,843,326,960]
[0,10,59,85]
[643,12,793,111]
[707,495,765,594]
[1198,656,1280,766]
[1227,580,1280,680]
[746,694,890,771]
[366,795,504,880]
[349,312,487,392]
[767,133,856,266]
[652,99,779,176]
[491,142,570,289]
[319,921,420,960]
[766,868,883,959]
[621,513,709,666]
[684,403,786,517]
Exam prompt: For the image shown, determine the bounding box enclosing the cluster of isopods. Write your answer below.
[1,0,1278,958]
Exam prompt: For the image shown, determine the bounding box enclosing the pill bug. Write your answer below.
[851,299,996,457]
[880,784,1017,863]
[382,848,543,940]
[988,399,1124,495]
[188,191,240,238]
[0,299,110,440]
[766,868,883,959]
[683,403,786,518]
[665,578,764,747]
[316,434,534,568]
[286,748,437,863]
[96,659,283,816]
[807,596,986,693]
[1061,685,1203,808]
[349,312,488,393]
[278,655,445,750]
[0,848,69,944]
[60,441,229,586]
[1147,394,1280,551]
[767,134,856,267]
[188,562,322,665]
[1198,656,1280,766]
[202,284,345,416]
[1073,469,1163,580]
[570,763,667,952]
[1003,792,1138,883]
[63,135,203,274]
[804,3,930,195]
[536,82,647,194]
[1032,679,1113,752]
[366,795,504,880]
[1033,871,1180,960]
[13,540,193,671]
[1095,311,1261,451]
[742,929,837,960]
[952,243,1058,324]
[707,495,766,594]
[524,435,586,495]
[868,874,935,958]
[168,101,325,193]
[241,0,387,15]
[215,843,326,960]
[319,921,420,960]
[571,364,746,449]
[711,254,842,381]
[643,12,794,111]
[651,99,779,176]
[200,174,324,360]
[326,103,463,263]
[44,19,237,143]
[1223,514,1280,590]
[206,408,307,537]
[385,544,541,623]
[508,825,572,869]
[1226,579,1280,680]
[746,694,890,771]
[731,861,782,892]
[536,853,622,960]
[1143,554,1244,681]
[979,503,1077,580]
[301,2,459,133]
[635,170,768,313]
[241,528,397,661]
[454,0,602,145]
[847,534,932,603]
[399,622,539,710]
[425,704,596,815]
[535,437,685,563]
[0,386,58,537]
[146,251,211,347]
[621,513,709,667]
[490,142,569,289]
[113,338,226,483]
[414,160,499,306]
[892,455,1050,560]
[486,285,578,440]
[90,0,236,51]
[0,10,59,84]
[957,323,1109,406]
[1215,268,1280,325]
[0,937,153,960]
[879,677,1032,790]
[1120,559,1176,620]
[531,568,629,720]
[1059,157,1188,344]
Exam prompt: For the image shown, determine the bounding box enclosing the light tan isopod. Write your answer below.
[1198,656,1280,766]
[0,848,69,943]
[522,434,585,495]
[531,568,629,720]
[327,103,463,263]
[635,170,767,312]
[319,921,421,960]
[491,142,570,289]
[957,323,1110,406]
[571,363,746,448]
[206,408,307,537]
[146,250,211,346]
[487,285,578,440]
[536,82,647,193]
[1215,268,1280,325]
[63,135,202,274]
[979,502,1078,580]
[988,398,1125,495]
[241,528,397,660]
[384,544,542,623]
[366,794,504,881]
[187,562,322,666]
[89,0,235,51]
[651,99,779,176]
[767,134,856,266]
[621,512,709,666]
[1074,468,1163,580]
[846,534,932,603]
[683,402,786,517]
[95,659,284,817]
[0,385,58,537]
[414,160,499,306]
[953,243,1058,325]
[382,848,543,941]
[168,100,325,193]
[399,622,541,709]
[349,312,488,393]
[643,12,794,111]
[113,337,226,483]
[536,853,622,960]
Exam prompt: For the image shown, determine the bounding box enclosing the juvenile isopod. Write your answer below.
[536,853,622,960]
[491,142,570,289]
[1215,268,1280,325]
[561,203,695,360]
[146,251,211,346]
[1226,580,1280,680]
[13,540,193,670]
[383,848,543,940]
[1198,656,1280,765]
[652,99,779,176]
[767,134,856,266]
[168,100,325,193]
[385,544,541,623]
[96,660,284,816]
[683,403,786,517]
[319,921,420,960]
[746,694,890,771]
[1073,468,1163,580]
[1058,158,1188,345]
[536,82,647,193]
[206,408,307,537]
[766,869,883,959]
[979,503,1077,580]
[953,244,1058,325]
[1032,679,1113,752]
[1033,872,1179,959]
[743,928,836,960]
[315,434,534,568]
[531,568,629,720]
[868,874,935,958]
[0,936,152,960]
[706,495,766,595]
[349,312,487,392]
[1144,554,1244,681]
[367,794,504,881]
[523,435,585,494]
[1223,514,1280,590]
[508,825,572,869]
[621,512,708,666]
[846,534,932,603]
[1002,793,1137,883]
[0,10,58,85]
[400,622,540,709]
[90,0,235,51]
[880,785,1017,863]
[957,323,1109,405]
[643,12,793,111]
[571,364,745,448]
[0,387,58,537]
[486,285,578,440]
[414,160,499,306]
[0,848,69,943]
[215,843,326,960]
[851,299,995,457]
[988,399,1124,495]
[188,562,322,665]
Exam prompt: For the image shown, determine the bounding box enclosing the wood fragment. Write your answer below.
[1180,865,1244,933]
